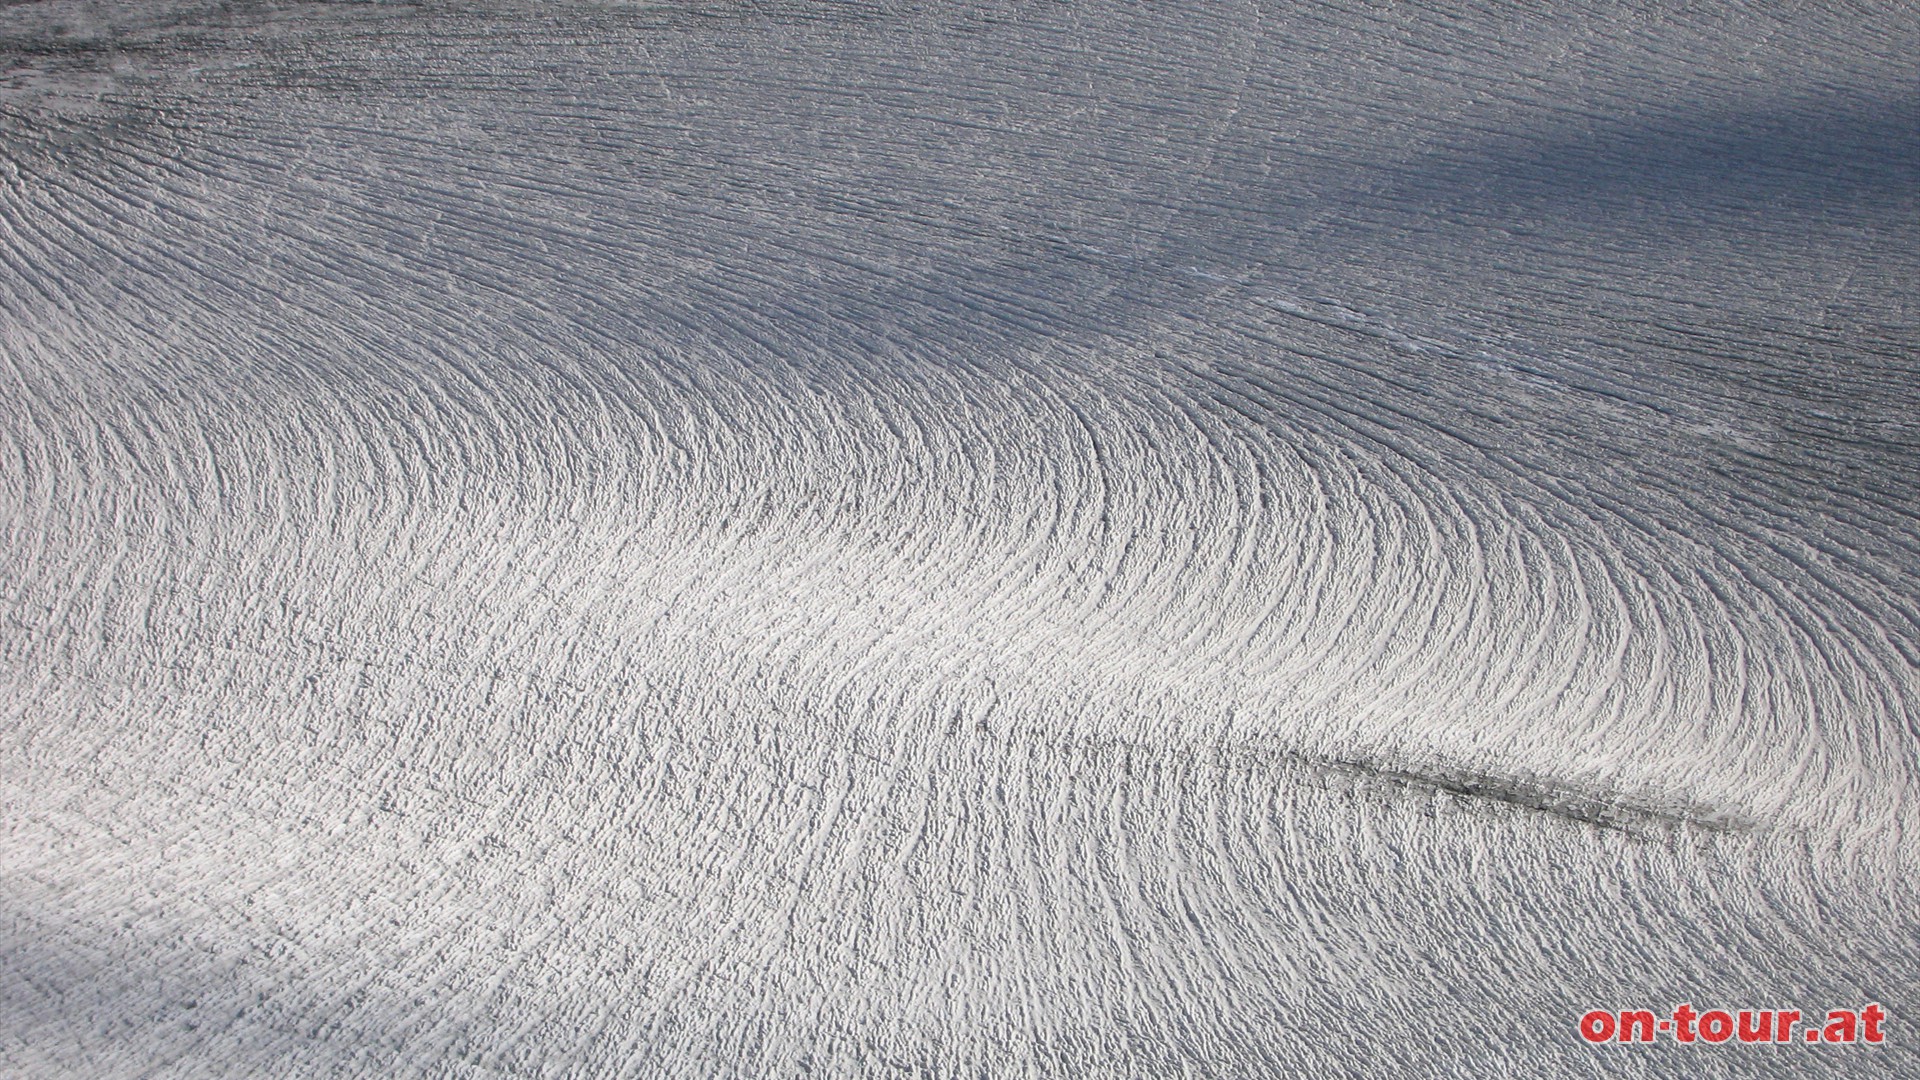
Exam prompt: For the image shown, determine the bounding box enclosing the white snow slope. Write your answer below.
[3,2,1918,1076]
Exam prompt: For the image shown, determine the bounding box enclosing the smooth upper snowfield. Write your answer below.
[3,2,1917,1076]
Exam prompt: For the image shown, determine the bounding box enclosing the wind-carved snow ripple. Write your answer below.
[2,3,1918,1077]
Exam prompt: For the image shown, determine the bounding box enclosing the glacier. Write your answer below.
[2,2,1917,1076]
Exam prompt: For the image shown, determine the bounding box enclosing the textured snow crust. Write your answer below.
[3,2,1919,1076]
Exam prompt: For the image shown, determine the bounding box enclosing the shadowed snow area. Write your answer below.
[3,2,1918,1076]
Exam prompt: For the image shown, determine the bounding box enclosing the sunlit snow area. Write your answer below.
[3,2,1918,1076]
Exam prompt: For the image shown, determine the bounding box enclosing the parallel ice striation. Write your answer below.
[3,3,1918,1076]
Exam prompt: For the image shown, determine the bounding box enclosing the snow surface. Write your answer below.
[2,2,1918,1076]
